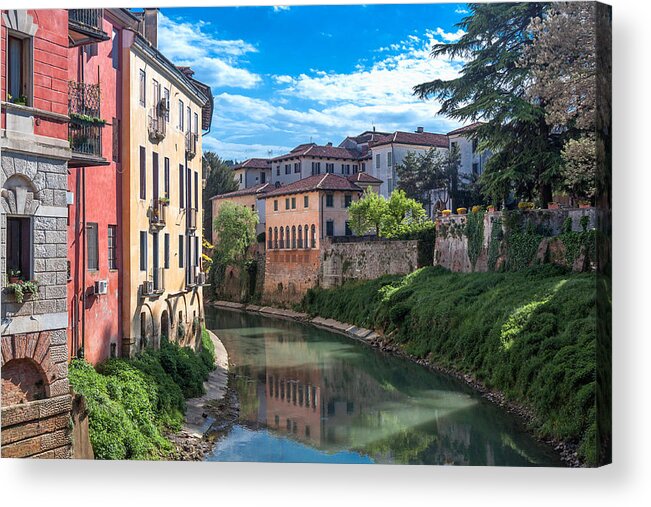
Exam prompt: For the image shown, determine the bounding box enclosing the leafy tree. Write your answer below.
[202,152,238,238]
[212,202,258,287]
[414,2,563,207]
[348,188,388,237]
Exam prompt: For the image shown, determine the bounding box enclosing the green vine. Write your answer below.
[69,112,107,125]
[488,217,503,271]
[6,279,39,304]
[465,209,485,269]
[502,210,543,271]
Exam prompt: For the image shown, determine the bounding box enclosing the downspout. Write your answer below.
[81,165,87,357]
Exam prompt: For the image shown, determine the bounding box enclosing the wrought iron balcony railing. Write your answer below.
[68,81,107,166]
[149,198,167,227]
[69,122,103,159]
[69,81,101,118]
[68,9,110,47]
[148,102,167,142]
[185,131,197,159]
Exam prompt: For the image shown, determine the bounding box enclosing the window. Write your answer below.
[311,224,316,248]
[85,43,98,58]
[274,200,278,212]
[139,69,146,106]
[108,225,117,270]
[139,231,147,271]
[268,228,273,249]
[326,220,334,237]
[139,146,146,200]
[285,198,290,210]
[361,162,366,172]
[472,162,480,175]
[178,100,184,130]
[311,162,321,175]
[345,221,353,236]
[164,157,170,198]
[187,168,192,209]
[112,118,120,163]
[472,138,478,153]
[285,164,291,175]
[451,141,458,152]
[152,79,160,108]
[342,164,350,175]
[163,88,170,122]
[326,194,334,207]
[179,164,185,208]
[304,196,309,208]
[344,194,352,208]
[279,227,284,249]
[6,216,31,279]
[304,224,309,249]
[194,237,199,267]
[297,225,303,248]
[239,173,243,184]
[291,197,296,209]
[7,34,32,106]
[294,163,300,173]
[273,227,278,249]
[326,163,334,173]
[152,151,159,200]
[193,112,199,135]
[375,154,381,169]
[261,171,266,184]
[291,226,296,248]
[178,235,184,268]
[164,233,170,268]
[276,166,280,176]
[111,29,120,70]
[194,171,199,210]
[353,164,358,174]
[387,152,393,167]
[186,106,191,133]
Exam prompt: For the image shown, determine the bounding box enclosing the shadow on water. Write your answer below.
[204,307,563,466]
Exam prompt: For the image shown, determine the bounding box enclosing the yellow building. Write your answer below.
[120,20,212,356]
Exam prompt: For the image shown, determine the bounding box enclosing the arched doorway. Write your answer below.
[161,310,170,344]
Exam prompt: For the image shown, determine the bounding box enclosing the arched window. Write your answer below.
[291,226,296,249]
[268,227,273,249]
[311,224,316,248]
[304,224,309,249]
[280,226,284,249]
[274,227,278,249]
[285,226,290,249]
[297,225,303,248]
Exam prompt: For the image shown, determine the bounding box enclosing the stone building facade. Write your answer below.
[1,9,73,458]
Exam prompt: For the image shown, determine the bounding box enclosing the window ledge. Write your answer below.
[1,101,70,123]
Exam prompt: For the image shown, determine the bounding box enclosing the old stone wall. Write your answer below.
[262,249,322,305]
[320,238,419,289]
[434,208,598,273]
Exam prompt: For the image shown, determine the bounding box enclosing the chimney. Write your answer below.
[143,8,159,48]
[373,126,376,132]
[416,126,424,133]
[326,142,332,147]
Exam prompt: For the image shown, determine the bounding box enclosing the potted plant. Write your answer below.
[548,202,560,210]
[579,201,591,209]
[8,269,21,284]
[7,279,39,304]
[471,205,483,213]
[158,196,170,206]
[442,209,452,217]
[517,201,534,210]
[457,207,468,215]
[487,204,496,213]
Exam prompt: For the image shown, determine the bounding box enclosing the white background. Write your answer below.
[1,0,649,505]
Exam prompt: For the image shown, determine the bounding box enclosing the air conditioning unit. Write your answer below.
[196,272,206,286]
[93,280,108,295]
[142,280,154,296]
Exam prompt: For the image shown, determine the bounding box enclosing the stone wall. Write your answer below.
[262,249,321,306]
[320,238,419,289]
[434,208,598,273]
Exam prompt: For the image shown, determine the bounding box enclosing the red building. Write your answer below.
[66,9,138,364]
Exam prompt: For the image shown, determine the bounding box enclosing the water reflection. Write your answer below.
[204,308,562,466]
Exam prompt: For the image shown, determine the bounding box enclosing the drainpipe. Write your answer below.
[81,165,87,358]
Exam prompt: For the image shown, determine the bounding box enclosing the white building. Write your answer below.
[232,158,271,190]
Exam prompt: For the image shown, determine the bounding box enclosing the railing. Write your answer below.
[153,267,165,293]
[188,208,197,231]
[69,122,103,158]
[149,198,167,227]
[69,81,101,118]
[69,9,105,33]
[148,103,167,142]
[185,131,197,159]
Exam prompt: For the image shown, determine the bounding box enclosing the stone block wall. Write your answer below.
[320,238,419,289]
[262,249,321,305]
[434,208,599,273]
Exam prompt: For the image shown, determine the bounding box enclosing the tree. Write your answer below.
[414,3,564,207]
[202,152,238,238]
[212,202,258,286]
[348,188,388,237]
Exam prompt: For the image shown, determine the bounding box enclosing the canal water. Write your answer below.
[204,307,562,466]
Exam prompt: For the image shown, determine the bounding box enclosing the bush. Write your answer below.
[69,330,216,460]
[301,265,599,465]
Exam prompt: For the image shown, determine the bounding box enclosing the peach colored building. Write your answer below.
[210,182,270,242]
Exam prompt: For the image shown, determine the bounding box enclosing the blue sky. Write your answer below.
[158,3,471,161]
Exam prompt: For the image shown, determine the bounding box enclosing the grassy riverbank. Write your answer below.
[69,329,215,460]
[302,266,600,465]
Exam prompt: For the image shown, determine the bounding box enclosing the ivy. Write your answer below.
[502,210,543,271]
[488,217,503,271]
[465,209,485,269]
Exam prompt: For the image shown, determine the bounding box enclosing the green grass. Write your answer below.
[302,265,600,465]
[69,329,216,460]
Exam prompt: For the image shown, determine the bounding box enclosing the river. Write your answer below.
[203,307,562,466]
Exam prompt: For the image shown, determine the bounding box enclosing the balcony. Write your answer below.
[149,198,167,228]
[153,267,165,294]
[68,9,110,47]
[185,131,197,159]
[187,208,197,231]
[148,102,167,143]
[68,81,108,168]
[187,267,206,288]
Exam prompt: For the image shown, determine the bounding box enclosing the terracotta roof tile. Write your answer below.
[272,144,365,162]
[446,122,485,136]
[233,158,271,170]
[370,130,449,149]
[347,172,383,184]
[210,182,271,200]
[262,174,363,198]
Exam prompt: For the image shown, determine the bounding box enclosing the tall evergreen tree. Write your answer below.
[202,151,238,238]
[414,2,563,207]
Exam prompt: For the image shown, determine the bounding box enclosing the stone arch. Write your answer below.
[1,358,47,406]
[280,226,285,249]
[268,227,273,249]
[160,310,170,342]
[1,173,41,216]
[2,10,38,36]
[304,224,309,249]
[291,226,296,249]
[297,225,303,248]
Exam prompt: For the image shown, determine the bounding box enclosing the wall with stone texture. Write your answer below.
[320,238,419,289]
[434,208,598,273]
[262,249,322,305]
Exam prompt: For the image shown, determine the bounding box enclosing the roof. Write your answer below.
[370,131,449,149]
[262,174,364,198]
[272,143,364,162]
[446,122,485,136]
[347,172,383,184]
[233,158,271,170]
[347,131,391,144]
[210,183,271,200]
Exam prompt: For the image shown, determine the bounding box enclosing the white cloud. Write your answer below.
[273,6,290,13]
[203,136,293,162]
[433,27,466,42]
[455,8,470,15]
[157,13,261,89]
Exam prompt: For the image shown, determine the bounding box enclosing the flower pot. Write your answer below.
[442,210,451,217]
[487,206,496,213]
[579,203,591,209]
[457,208,467,215]
[9,276,20,284]
[548,202,560,210]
